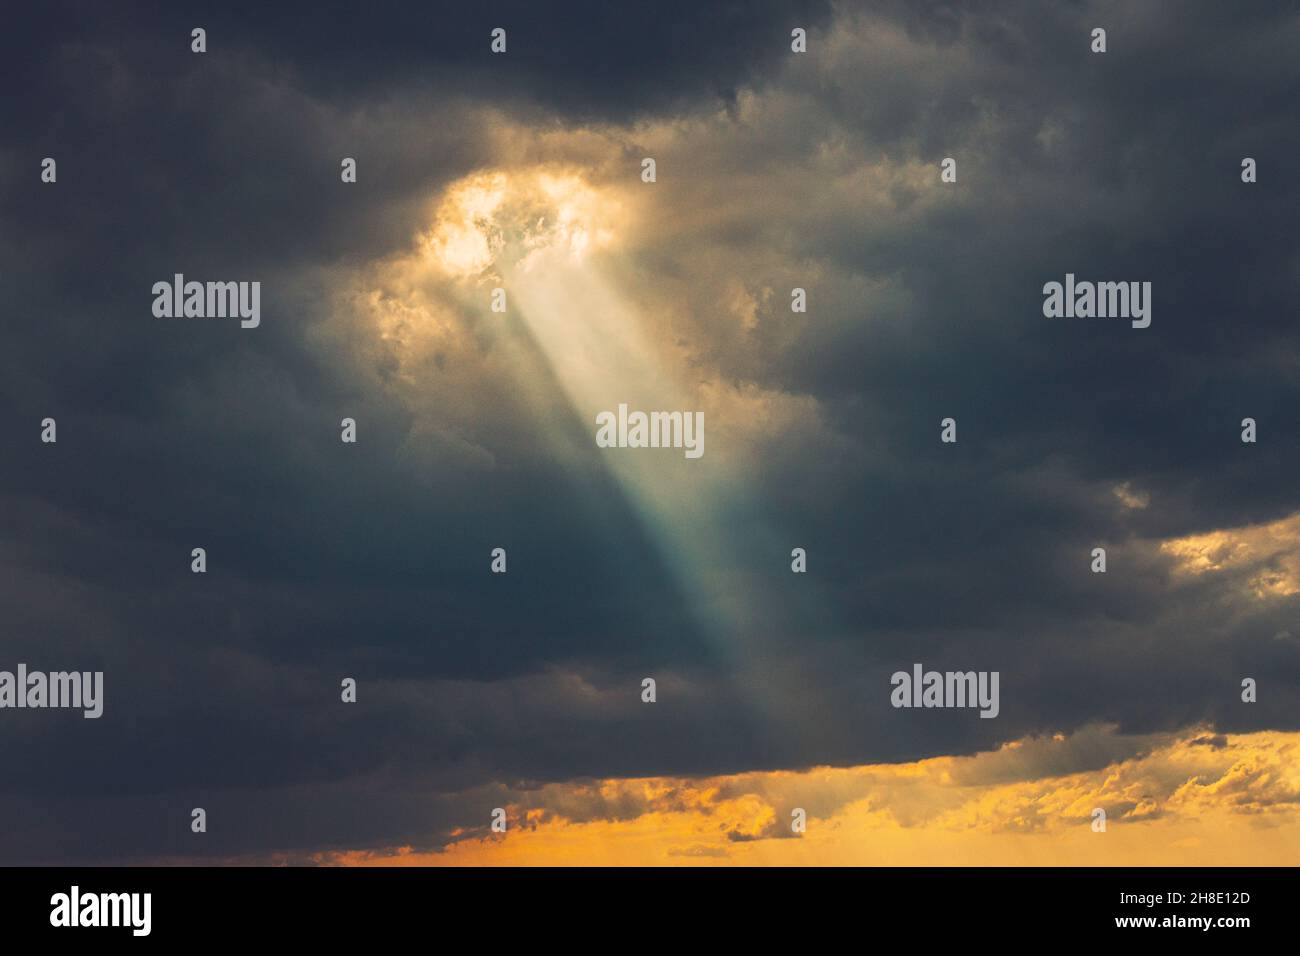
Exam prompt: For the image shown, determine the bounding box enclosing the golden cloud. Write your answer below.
[316,725,1300,866]
[1161,512,1300,598]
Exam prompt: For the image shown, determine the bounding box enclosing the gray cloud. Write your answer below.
[1,0,1298,862]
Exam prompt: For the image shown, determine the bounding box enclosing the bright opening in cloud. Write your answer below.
[419,168,622,280]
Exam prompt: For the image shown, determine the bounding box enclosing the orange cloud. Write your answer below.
[317,725,1300,866]
[1161,511,1300,598]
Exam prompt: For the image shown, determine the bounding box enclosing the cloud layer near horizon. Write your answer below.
[1,0,1298,863]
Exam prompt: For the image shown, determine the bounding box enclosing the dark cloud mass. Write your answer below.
[0,1,1298,862]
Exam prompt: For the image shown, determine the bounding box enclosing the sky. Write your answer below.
[1,0,1298,865]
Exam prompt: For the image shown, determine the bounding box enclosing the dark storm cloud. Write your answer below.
[1,0,825,862]
[3,0,834,122]
[643,0,1300,760]
[0,0,1297,862]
